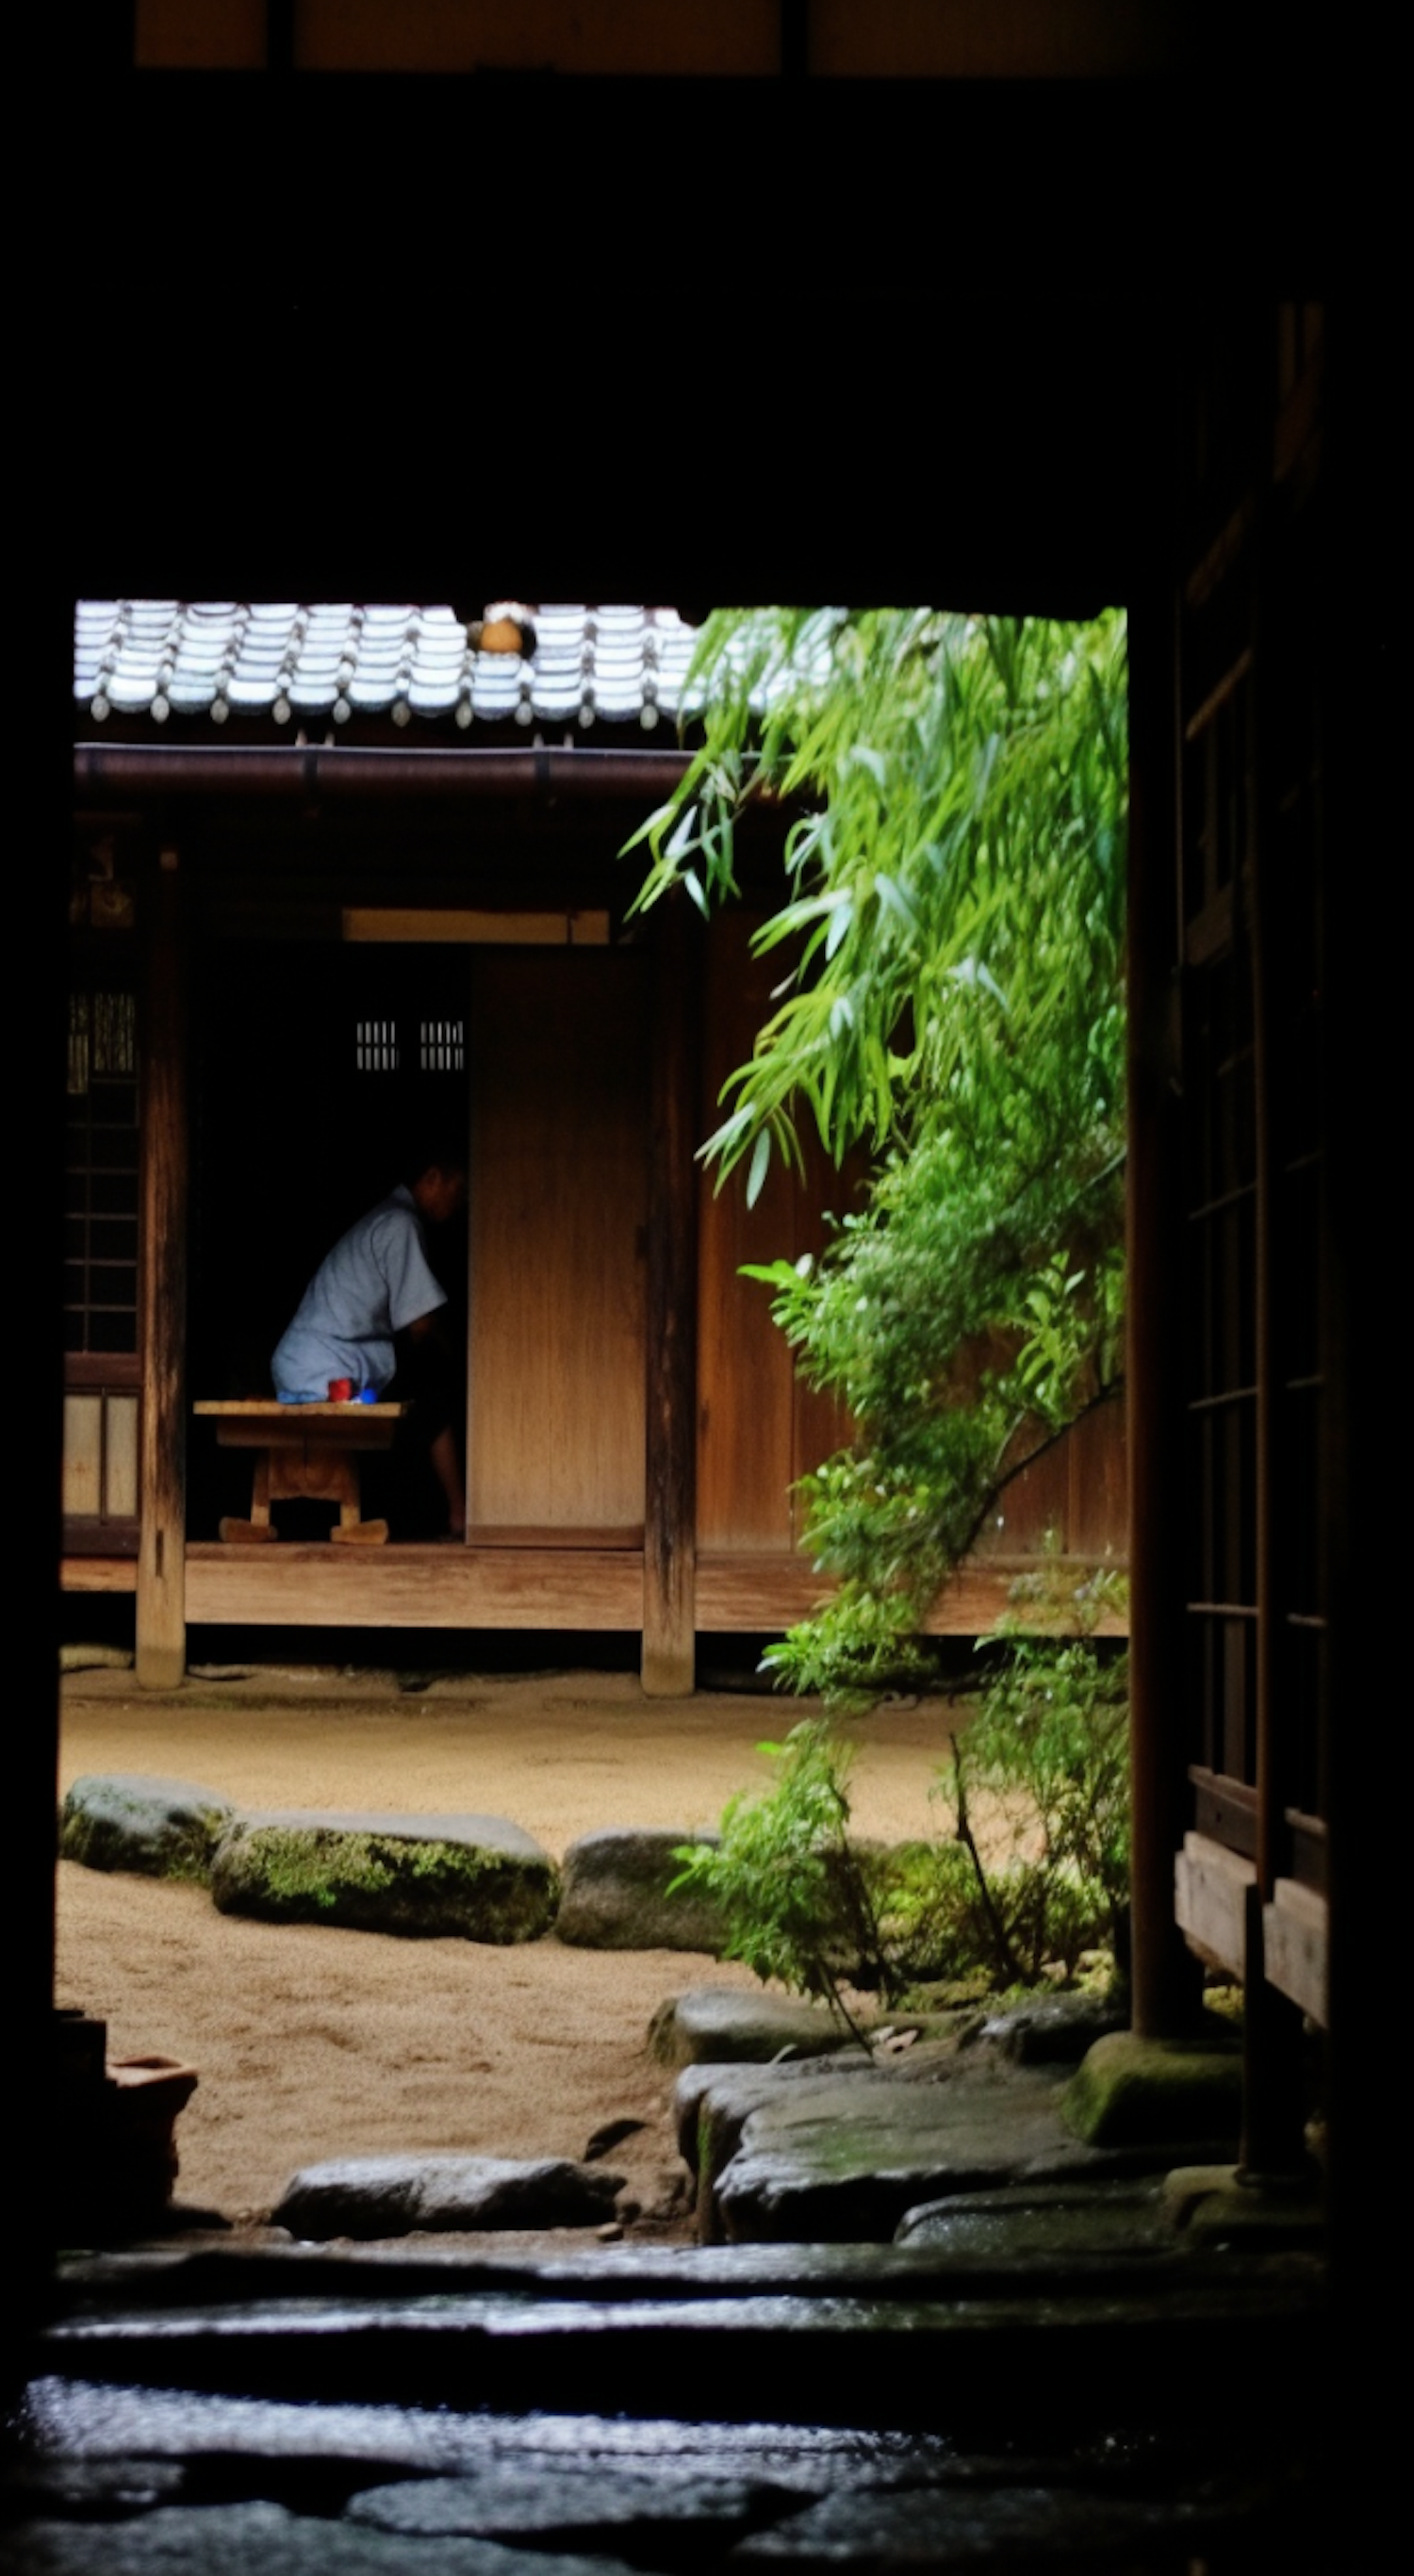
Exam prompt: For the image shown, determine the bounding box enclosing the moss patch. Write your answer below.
[210,1820,559,1943]
[1062,2027,1242,2149]
[58,1774,236,1885]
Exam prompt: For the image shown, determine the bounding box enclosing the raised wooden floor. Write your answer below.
[166,1545,1128,1634]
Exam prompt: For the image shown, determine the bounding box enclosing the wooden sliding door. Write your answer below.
[468,949,648,1537]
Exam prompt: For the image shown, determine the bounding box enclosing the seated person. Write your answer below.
[271,1147,468,1537]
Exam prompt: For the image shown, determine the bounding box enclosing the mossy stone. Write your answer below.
[210,1810,558,1942]
[1063,2027,1242,2148]
[58,1774,236,1883]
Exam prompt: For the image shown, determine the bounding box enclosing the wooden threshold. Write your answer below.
[61,1556,138,1594]
[466,1525,643,1550]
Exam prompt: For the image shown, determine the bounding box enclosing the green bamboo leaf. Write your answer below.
[746,1129,772,1208]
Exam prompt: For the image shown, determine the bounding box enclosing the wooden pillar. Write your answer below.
[642,894,700,1695]
[1241,510,1312,2174]
[136,849,189,1688]
[1126,584,1205,2037]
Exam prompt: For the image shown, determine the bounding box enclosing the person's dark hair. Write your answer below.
[400,1132,468,1190]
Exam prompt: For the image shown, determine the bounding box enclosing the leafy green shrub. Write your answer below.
[675,1572,1130,2019]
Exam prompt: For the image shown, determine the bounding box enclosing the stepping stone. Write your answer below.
[968,1990,1129,2065]
[687,2053,1168,2245]
[555,1828,726,1952]
[730,2477,1228,2566]
[895,2177,1177,2256]
[272,2153,627,2240]
[210,1811,558,1941]
[2,2500,629,2575]
[347,2466,773,2552]
[58,1775,237,1882]
[649,1987,867,2069]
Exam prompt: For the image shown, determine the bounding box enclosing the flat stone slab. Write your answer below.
[58,1775,237,1882]
[649,1987,868,2069]
[272,2153,626,2240]
[969,1990,1129,2066]
[210,1812,558,1941]
[686,2052,1173,2244]
[347,2467,776,2550]
[895,2177,1176,2256]
[555,1828,726,1952]
[2,2501,631,2576]
[730,2476,1238,2566]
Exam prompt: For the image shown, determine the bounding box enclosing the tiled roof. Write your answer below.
[74,602,700,734]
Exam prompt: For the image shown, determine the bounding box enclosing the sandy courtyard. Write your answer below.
[57,1665,962,2241]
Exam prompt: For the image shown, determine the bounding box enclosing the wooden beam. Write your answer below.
[1126,586,1207,2036]
[1174,1829,1256,1981]
[136,854,189,1687]
[1243,549,1313,2174]
[642,897,700,1694]
[61,1557,138,1594]
[185,1543,645,1629]
[1263,1879,1328,2028]
[182,1542,1124,1641]
[341,909,610,945]
[693,1554,1129,1636]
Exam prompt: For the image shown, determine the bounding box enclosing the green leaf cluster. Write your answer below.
[673,1580,1129,2017]
[671,1721,980,2027]
[627,605,1127,1691]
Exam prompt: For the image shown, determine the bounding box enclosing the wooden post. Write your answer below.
[1126,585,1206,2037]
[136,850,189,1687]
[642,895,700,1695]
[1241,520,1312,2174]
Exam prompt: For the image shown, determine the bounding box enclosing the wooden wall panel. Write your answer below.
[696,913,800,1551]
[186,1543,643,1629]
[697,913,861,1554]
[693,915,1126,1578]
[62,1396,102,1517]
[1067,1394,1128,1558]
[469,950,648,1530]
[106,1393,140,1518]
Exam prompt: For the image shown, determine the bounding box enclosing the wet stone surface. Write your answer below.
[272,2155,626,2240]
[6,2385,1325,2572]
[2,2498,634,2574]
[969,1992,1130,2067]
[894,2180,1177,2257]
[689,2055,1147,2245]
[346,2464,780,2549]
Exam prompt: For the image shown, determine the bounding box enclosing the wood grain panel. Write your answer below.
[185,1543,644,1629]
[105,1393,140,1518]
[1066,1392,1127,1556]
[61,1557,138,1593]
[469,951,647,1529]
[975,1436,1073,1555]
[62,1395,102,1517]
[697,914,861,1551]
[693,1552,1129,1636]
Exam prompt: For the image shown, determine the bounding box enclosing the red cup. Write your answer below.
[328,1378,354,1403]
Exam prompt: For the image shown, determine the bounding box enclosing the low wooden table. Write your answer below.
[194,1400,409,1545]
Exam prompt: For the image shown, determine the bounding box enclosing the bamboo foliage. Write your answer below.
[625,608,1128,1694]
